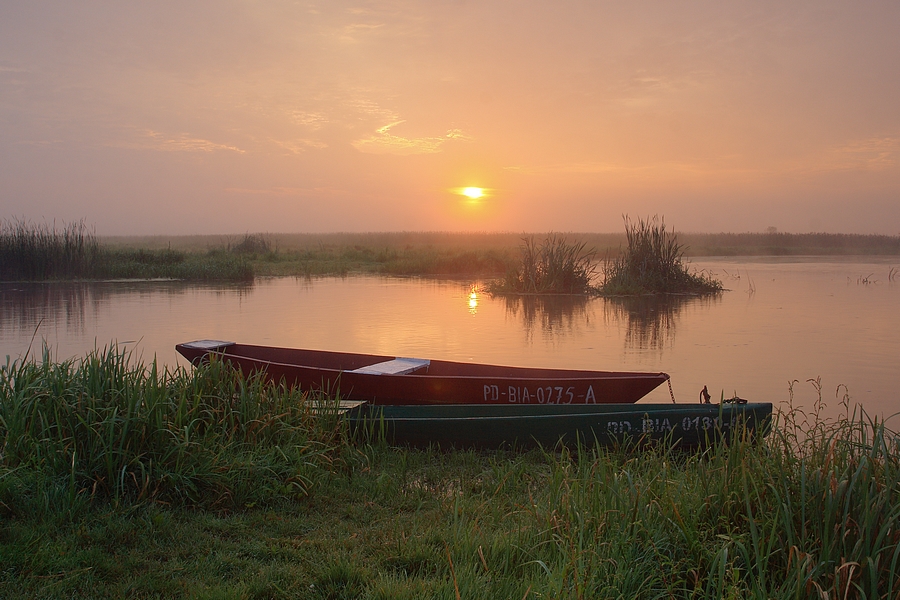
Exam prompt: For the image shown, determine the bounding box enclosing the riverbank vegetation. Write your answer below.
[487,234,598,294]
[599,216,724,295]
[1,219,253,282]
[5,219,900,283]
[0,219,100,281]
[118,229,900,284]
[1,349,898,597]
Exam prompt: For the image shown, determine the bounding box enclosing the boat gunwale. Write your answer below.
[194,343,670,383]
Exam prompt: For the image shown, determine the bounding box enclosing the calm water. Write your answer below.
[2,257,898,424]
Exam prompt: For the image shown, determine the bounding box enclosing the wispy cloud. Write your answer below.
[783,134,900,176]
[825,136,898,171]
[339,22,386,43]
[352,121,471,155]
[270,138,328,154]
[290,111,329,129]
[114,129,245,153]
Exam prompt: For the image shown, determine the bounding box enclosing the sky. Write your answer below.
[1,1,899,235]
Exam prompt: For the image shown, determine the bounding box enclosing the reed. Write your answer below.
[600,216,723,295]
[0,218,100,281]
[488,233,598,295]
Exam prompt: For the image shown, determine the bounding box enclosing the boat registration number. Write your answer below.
[483,385,596,403]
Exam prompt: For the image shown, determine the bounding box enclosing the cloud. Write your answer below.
[825,136,899,171]
[270,138,328,154]
[339,22,386,43]
[290,111,329,129]
[352,121,471,155]
[112,129,246,154]
[782,134,900,176]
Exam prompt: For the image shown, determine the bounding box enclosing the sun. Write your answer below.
[451,186,491,204]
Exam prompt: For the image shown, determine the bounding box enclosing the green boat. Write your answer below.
[345,402,773,449]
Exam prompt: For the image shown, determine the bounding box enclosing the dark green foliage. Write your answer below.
[600,216,723,295]
[488,233,598,295]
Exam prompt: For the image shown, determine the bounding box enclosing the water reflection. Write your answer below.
[499,294,593,341]
[0,281,254,335]
[468,286,479,314]
[0,283,91,333]
[603,294,722,351]
[496,291,724,350]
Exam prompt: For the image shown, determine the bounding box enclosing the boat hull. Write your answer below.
[176,340,669,405]
[346,402,773,448]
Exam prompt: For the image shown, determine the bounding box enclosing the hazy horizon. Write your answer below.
[2,2,899,236]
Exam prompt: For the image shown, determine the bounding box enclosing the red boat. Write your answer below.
[175,340,670,406]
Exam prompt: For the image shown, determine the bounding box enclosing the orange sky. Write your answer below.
[1,1,899,234]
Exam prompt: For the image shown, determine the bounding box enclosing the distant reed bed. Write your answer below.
[0,218,100,281]
[101,230,900,259]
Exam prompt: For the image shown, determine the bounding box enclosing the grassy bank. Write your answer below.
[1,349,898,597]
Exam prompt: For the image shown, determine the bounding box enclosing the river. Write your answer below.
[2,257,898,425]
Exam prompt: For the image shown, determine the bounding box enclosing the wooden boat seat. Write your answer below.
[350,357,430,375]
[180,340,236,351]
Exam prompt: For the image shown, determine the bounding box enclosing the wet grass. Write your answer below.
[1,350,898,597]
[600,216,724,295]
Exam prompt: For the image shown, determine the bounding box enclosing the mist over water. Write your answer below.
[2,257,898,425]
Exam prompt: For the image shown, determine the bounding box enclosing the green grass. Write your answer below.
[1,349,898,597]
[0,346,344,509]
[600,216,724,295]
[91,247,254,281]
